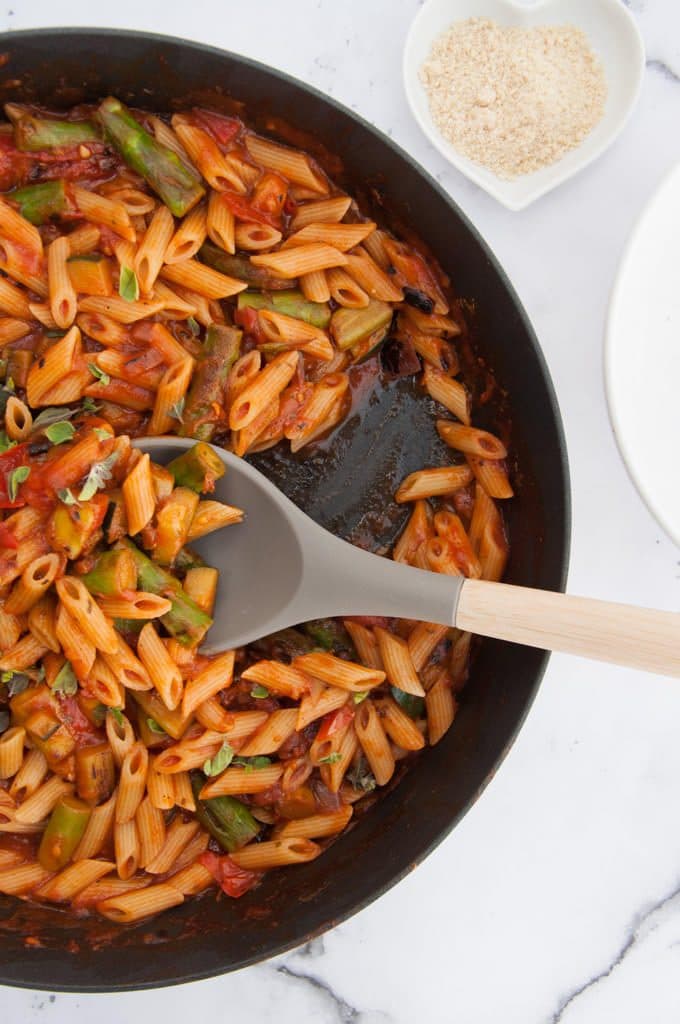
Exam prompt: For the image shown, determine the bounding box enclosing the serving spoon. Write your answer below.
[137,437,680,678]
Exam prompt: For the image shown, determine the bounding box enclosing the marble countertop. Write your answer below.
[2,1,680,1020]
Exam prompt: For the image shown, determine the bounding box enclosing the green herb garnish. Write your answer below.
[51,660,78,696]
[317,752,343,765]
[57,487,78,506]
[168,398,185,423]
[250,684,269,699]
[108,706,124,727]
[119,265,139,302]
[87,362,111,387]
[203,740,234,777]
[7,465,29,503]
[78,450,119,501]
[45,420,75,445]
[146,717,166,735]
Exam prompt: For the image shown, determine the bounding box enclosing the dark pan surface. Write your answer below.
[0,29,571,991]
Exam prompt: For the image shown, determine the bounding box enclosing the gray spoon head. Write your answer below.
[135,437,461,651]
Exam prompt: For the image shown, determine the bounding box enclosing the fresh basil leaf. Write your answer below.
[317,752,342,765]
[87,362,110,387]
[1,671,29,698]
[232,755,271,772]
[32,406,79,431]
[78,450,119,501]
[187,316,200,336]
[146,717,166,735]
[347,756,376,793]
[119,265,139,302]
[93,427,113,441]
[108,706,124,727]
[250,684,269,699]
[7,465,29,503]
[0,430,16,454]
[353,691,369,704]
[168,398,185,423]
[57,487,78,506]
[51,660,78,696]
[81,397,100,413]
[203,740,234,777]
[0,711,9,734]
[92,703,107,727]
[45,420,75,445]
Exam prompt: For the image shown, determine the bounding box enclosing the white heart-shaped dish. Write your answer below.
[403,0,645,211]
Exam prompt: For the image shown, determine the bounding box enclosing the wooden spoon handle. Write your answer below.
[455,580,680,678]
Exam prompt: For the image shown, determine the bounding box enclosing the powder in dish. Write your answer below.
[419,17,607,180]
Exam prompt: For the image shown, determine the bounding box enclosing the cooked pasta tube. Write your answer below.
[423,364,470,424]
[137,622,183,711]
[181,650,234,718]
[354,700,394,785]
[229,837,321,870]
[98,882,184,923]
[293,652,385,691]
[276,805,352,840]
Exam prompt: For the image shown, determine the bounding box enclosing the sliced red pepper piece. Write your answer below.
[316,703,354,744]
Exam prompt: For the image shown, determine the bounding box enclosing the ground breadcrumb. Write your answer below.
[419,17,607,179]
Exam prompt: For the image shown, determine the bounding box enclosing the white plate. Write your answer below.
[403,0,645,211]
[606,162,680,548]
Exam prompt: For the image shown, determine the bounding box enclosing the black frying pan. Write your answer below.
[0,29,570,991]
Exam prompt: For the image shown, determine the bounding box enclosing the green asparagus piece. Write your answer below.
[97,97,205,217]
[12,180,66,225]
[303,618,355,656]
[118,539,212,646]
[199,242,292,291]
[8,109,100,151]
[190,772,260,852]
[330,299,393,350]
[179,325,241,442]
[38,795,91,871]
[113,618,144,637]
[390,686,425,720]
[166,441,225,494]
[173,546,207,574]
[237,288,331,328]
[81,548,137,596]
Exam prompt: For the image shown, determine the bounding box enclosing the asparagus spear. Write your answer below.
[97,97,205,217]
[118,538,212,646]
[179,325,241,442]
[237,288,331,328]
[199,242,292,291]
[81,548,137,596]
[190,772,260,852]
[390,686,425,720]
[173,546,207,574]
[6,105,100,151]
[166,441,226,494]
[330,299,393,350]
[12,180,67,225]
[38,795,91,871]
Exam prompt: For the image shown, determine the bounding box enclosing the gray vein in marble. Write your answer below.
[548,879,680,1023]
[277,965,362,1022]
[646,58,680,84]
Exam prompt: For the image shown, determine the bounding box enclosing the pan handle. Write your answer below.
[455,580,680,678]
